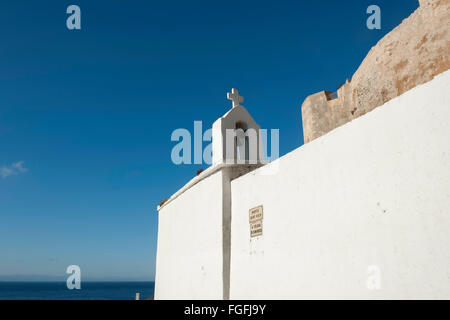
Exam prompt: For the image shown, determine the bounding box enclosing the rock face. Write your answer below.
[302,0,450,143]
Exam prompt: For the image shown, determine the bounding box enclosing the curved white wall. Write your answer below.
[155,170,224,299]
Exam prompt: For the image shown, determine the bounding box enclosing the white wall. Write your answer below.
[230,71,450,299]
[155,170,224,299]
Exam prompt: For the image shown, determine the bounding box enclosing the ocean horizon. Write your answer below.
[0,281,155,300]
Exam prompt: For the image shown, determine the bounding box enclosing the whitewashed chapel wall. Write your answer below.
[155,170,224,299]
[229,71,450,299]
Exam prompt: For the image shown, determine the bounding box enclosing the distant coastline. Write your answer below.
[0,275,154,282]
[0,281,155,300]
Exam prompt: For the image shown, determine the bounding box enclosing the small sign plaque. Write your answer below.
[250,221,263,237]
[249,205,263,223]
[249,205,263,238]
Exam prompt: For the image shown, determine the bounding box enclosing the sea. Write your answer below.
[0,281,154,300]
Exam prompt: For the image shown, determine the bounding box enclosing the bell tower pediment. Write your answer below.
[212,89,264,166]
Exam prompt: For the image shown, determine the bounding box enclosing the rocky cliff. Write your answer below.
[302,0,450,143]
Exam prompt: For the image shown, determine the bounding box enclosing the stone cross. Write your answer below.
[227,88,244,108]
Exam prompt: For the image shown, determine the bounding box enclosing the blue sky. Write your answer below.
[0,0,418,280]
